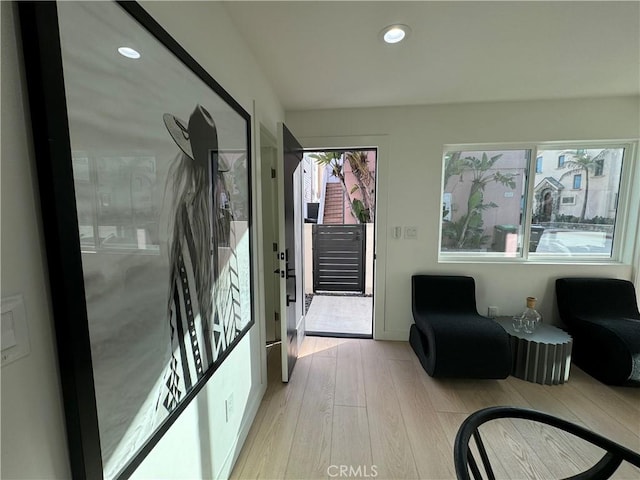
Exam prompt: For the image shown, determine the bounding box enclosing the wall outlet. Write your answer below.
[488,306,499,318]
[404,226,418,239]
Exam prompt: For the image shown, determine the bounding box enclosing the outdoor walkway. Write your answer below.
[305,295,372,336]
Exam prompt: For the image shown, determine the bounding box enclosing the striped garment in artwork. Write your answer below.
[159,205,213,413]
[211,219,243,361]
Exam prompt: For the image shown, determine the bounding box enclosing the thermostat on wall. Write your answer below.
[1,294,31,367]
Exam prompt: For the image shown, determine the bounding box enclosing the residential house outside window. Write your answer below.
[531,146,625,258]
[440,144,631,261]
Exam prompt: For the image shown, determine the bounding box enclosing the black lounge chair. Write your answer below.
[409,275,511,379]
[455,406,640,480]
[556,277,640,386]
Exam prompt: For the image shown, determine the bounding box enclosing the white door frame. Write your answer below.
[298,134,390,340]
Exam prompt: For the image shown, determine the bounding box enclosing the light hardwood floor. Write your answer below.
[231,337,640,480]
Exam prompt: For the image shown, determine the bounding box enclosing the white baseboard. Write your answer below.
[375,330,410,341]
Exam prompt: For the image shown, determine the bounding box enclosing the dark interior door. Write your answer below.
[279,124,304,382]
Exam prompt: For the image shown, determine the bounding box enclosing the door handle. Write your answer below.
[286,273,297,305]
[286,263,296,306]
[284,247,296,306]
[286,292,296,306]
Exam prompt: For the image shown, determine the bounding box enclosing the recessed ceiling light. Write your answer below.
[118,46,141,59]
[380,24,411,44]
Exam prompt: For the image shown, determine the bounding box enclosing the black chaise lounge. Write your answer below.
[556,277,640,386]
[410,275,511,379]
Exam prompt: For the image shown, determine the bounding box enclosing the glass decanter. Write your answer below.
[521,296,542,333]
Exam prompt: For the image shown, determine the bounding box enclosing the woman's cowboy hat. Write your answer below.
[163,105,229,171]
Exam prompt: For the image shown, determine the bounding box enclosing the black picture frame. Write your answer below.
[18,2,253,479]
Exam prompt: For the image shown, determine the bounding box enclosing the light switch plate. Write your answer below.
[1,295,30,367]
[404,226,418,239]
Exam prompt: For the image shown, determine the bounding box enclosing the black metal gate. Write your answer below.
[312,224,365,293]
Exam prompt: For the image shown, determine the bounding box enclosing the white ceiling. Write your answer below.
[223,1,640,111]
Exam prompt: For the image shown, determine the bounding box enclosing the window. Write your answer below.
[532,146,625,258]
[440,144,629,260]
[442,192,452,221]
[441,149,529,255]
[573,174,582,189]
[595,158,604,176]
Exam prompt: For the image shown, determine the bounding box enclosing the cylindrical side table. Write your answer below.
[496,318,573,385]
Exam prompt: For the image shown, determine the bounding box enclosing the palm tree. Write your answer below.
[310,151,360,223]
[450,153,516,249]
[560,150,604,222]
[443,151,464,189]
[344,151,375,222]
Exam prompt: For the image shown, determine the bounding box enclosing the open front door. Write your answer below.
[278,124,305,382]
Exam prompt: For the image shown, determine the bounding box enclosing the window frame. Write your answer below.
[438,140,637,264]
[594,158,605,176]
[572,174,582,190]
[439,143,533,262]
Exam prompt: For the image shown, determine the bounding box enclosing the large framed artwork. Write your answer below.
[18,2,253,479]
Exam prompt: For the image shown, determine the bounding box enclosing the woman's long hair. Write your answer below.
[166,151,213,330]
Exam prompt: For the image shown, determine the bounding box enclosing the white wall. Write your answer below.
[1,1,284,479]
[139,1,284,137]
[1,3,71,478]
[287,96,640,339]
